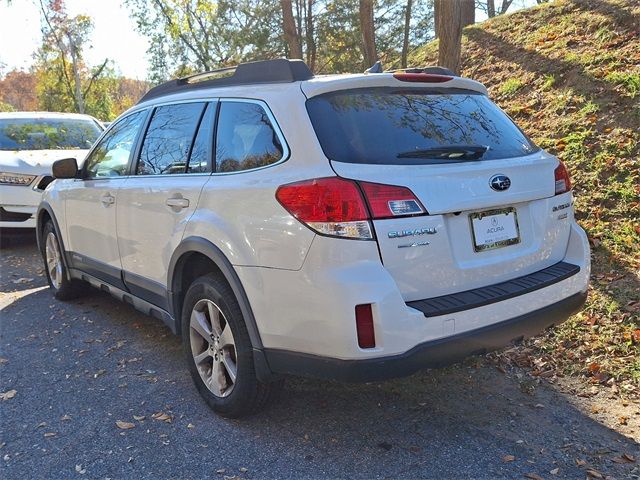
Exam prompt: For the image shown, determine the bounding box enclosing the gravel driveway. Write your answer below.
[1,233,638,479]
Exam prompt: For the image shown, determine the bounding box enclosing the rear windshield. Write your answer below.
[0,118,102,151]
[306,88,538,164]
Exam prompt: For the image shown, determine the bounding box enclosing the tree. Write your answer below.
[280,0,303,58]
[476,0,515,18]
[435,0,463,74]
[461,0,475,27]
[37,0,108,114]
[126,0,284,82]
[401,0,412,68]
[0,70,39,111]
[359,0,377,67]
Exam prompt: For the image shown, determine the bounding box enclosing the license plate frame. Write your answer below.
[469,207,520,252]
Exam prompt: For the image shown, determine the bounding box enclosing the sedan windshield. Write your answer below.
[0,118,102,151]
[306,88,539,165]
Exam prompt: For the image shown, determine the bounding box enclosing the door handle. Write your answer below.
[165,196,190,211]
[100,193,115,206]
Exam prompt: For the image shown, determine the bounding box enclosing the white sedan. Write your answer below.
[0,112,103,229]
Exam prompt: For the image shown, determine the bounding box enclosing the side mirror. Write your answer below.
[52,158,78,179]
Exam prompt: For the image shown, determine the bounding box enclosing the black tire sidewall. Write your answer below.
[181,274,259,417]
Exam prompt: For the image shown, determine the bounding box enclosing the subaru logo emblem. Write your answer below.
[490,174,511,191]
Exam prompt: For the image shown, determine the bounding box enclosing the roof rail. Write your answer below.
[138,58,314,104]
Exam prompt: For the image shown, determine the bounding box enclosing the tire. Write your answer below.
[181,273,281,418]
[41,221,85,300]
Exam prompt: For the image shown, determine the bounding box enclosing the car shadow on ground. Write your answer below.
[1,243,638,479]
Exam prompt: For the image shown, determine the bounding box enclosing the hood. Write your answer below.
[0,149,90,176]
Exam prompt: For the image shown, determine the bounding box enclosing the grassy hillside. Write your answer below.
[410,0,639,395]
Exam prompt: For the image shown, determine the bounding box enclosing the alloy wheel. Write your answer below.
[189,298,237,397]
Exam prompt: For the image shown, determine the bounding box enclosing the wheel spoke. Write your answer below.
[207,302,223,336]
[191,310,212,343]
[209,361,224,396]
[218,325,235,349]
[193,349,212,365]
[221,352,237,383]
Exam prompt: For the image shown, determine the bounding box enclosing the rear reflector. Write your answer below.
[359,181,426,219]
[554,161,572,195]
[393,72,453,83]
[355,304,375,348]
[275,177,372,239]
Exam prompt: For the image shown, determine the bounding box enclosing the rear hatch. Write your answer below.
[305,84,572,302]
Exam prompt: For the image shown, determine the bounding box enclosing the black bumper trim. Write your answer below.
[264,291,587,383]
[407,262,580,317]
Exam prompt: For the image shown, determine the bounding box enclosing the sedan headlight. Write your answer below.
[0,172,37,186]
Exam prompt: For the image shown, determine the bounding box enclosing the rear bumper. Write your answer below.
[0,184,42,229]
[264,291,587,382]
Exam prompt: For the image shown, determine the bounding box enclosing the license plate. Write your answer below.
[469,207,520,252]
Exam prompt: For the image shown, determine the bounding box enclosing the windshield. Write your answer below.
[306,88,539,165]
[0,118,102,151]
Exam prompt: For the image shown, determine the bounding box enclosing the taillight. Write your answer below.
[393,72,453,83]
[554,161,572,195]
[275,177,373,239]
[359,181,426,219]
[276,177,427,239]
[355,304,375,348]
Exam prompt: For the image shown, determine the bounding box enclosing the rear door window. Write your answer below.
[214,101,284,173]
[306,88,538,165]
[137,102,206,175]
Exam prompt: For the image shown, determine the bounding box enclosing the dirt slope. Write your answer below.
[411,0,640,396]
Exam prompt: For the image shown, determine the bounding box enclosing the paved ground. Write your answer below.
[1,233,638,479]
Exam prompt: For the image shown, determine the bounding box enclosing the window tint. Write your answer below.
[215,102,283,173]
[137,102,205,175]
[84,111,145,178]
[187,103,215,173]
[306,88,539,165]
[0,118,102,151]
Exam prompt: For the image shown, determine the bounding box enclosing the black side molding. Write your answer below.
[408,262,580,317]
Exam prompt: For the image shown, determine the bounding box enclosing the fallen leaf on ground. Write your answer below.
[215,468,226,474]
[239,467,248,473]
[44,432,56,437]
[503,455,516,462]
[586,469,603,479]
[133,415,145,421]
[151,412,172,423]
[622,453,635,462]
[0,390,17,401]
[524,473,544,480]
[576,459,587,466]
[550,468,559,475]
[115,420,135,430]
[75,465,86,474]
[61,415,71,421]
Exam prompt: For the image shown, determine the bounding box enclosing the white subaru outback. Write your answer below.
[37,59,590,417]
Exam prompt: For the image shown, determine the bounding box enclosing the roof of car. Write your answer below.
[0,111,100,121]
[135,59,488,107]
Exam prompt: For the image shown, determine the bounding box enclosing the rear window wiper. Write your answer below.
[397,145,489,160]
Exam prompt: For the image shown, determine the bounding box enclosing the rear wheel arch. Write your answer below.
[168,237,264,351]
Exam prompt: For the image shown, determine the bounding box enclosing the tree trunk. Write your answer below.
[359,0,377,68]
[401,0,412,69]
[67,33,85,113]
[487,0,496,18]
[305,0,316,72]
[280,0,302,59]
[435,0,463,75]
[434,0,440,38]
[461,0,475,27]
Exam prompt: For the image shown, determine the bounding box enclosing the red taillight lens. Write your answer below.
[554,161,572,195]
[393,72,453,83]
[359,181,426,219]
[355,304,375,348]
[276,177,372,239]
